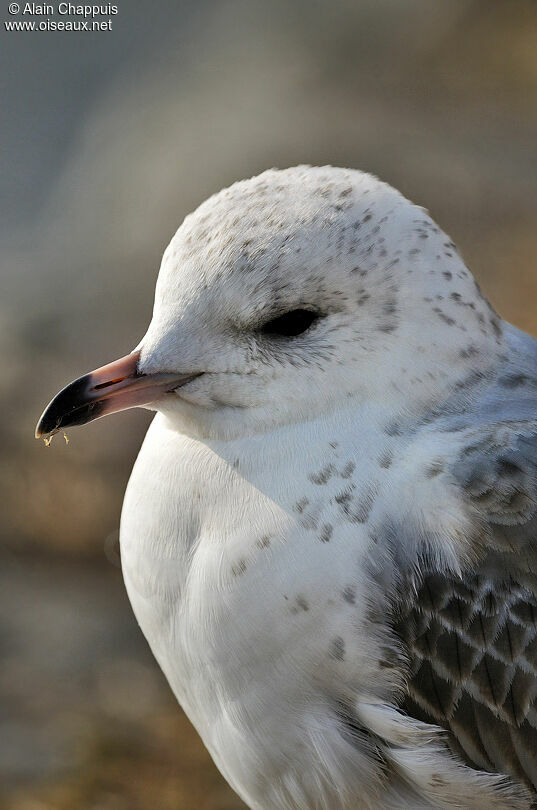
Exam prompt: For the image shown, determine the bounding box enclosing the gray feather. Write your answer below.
[395,324,537,793]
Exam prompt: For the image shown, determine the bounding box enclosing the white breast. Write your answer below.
[119,409,491,810]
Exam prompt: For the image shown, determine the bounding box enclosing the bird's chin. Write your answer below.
[151,390,247,441]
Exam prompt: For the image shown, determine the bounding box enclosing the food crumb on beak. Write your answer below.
[44,435,53,447]
[63,433,70,445]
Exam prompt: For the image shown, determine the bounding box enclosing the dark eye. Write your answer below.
[260,309,320,337]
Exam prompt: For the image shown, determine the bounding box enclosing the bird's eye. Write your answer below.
[259,309,320,337]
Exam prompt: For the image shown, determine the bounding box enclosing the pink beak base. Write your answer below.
[35,351,197,438]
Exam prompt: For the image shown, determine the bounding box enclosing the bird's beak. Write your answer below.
[35,350,197,438]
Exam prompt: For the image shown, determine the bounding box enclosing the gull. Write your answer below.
[36,166,537,809]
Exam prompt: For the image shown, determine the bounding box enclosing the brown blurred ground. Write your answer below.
[1,0,536,807]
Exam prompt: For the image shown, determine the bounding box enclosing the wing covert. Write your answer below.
[395,325,537,792]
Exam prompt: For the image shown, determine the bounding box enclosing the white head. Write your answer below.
[37,166,504,442]
[138,166,503,439]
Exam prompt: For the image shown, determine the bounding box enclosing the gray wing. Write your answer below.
[396,325,537,792]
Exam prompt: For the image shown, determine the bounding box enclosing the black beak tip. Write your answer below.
[35,399,67,439]
[35,401,71,439]
[35,414,52,439]
[35,374,101,439]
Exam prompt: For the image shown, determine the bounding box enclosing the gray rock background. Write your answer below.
[1,0,536,807]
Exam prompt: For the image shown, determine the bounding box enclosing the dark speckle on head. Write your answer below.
[231,559,247,577]
[498,373,534,389]
[256,535,272,549]
[340,461,356,479]
[378,449,393,469]
[342,585,356,604]
[490,316,502,339]
[319,523,333,543]
[454,368,488,391]
[336,483,377,524]
[433,307,456,327]
[290,594,310,614]
[378,321,398,334]
[301,513,319,531]
[425,459,445,478]
[294,497,309,514]
[384,422,402,437]
[309,464,336,485]
[335,488,353,511]
[459,344,479,360]
[329,636,346,661]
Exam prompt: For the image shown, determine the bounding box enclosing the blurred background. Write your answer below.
[1,0,536,807]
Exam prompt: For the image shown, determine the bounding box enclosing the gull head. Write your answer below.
[36,166,504,441]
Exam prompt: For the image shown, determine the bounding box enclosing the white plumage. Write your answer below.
[40,167,537,809]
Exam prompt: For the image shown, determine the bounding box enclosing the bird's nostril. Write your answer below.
[92,377,127,391]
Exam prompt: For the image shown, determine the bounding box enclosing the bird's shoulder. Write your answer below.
[390,324,537,793]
